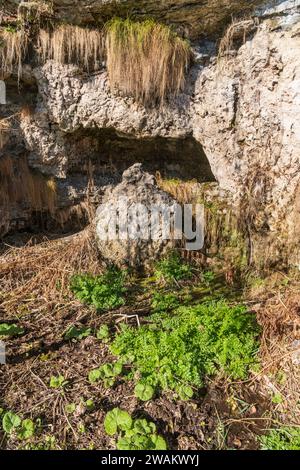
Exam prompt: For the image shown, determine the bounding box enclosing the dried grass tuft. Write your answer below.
[105,18,191,107]
[37,25,105,71]
[0,27,28,79]
[0,155,57,214]
[0,225,102,316]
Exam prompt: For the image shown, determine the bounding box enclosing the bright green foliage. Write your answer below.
[260,427,300,450]
[17,419,35,439]
[154,252,192,284]
[104,408,132,436]
[96,324,110,342]
[111,301,260,396]
[2,411,21,434]
[2,411,35,439]
[104,408,167,450]
[0,323,24,337]
[49,375,68,389]
[134,382,155,401]
[151,291,179,313]
[64,325,91,340]
[88,361,123,388]
[23,435,58,450]
[70,267,127,311]
[65,403,76,414]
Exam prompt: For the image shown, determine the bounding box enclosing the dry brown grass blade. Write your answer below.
[37,26,105,71]
[105,18,191,107]
[0,27,28,80]
[0,225,102,317]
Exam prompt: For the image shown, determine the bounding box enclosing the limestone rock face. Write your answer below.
[95,164,177,267]
[1,0,300,266]
[3,1,266,39]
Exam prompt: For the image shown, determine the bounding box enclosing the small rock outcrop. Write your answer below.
[95,164,177,268]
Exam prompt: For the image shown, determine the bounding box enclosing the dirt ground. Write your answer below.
[0,232,299,450]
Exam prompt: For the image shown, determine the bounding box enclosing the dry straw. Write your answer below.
[37,25,105,71]
[0,27,28,79]
[0,154,57,214]
[105,18,191,107]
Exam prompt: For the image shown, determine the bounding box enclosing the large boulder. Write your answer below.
[95,164,178,268]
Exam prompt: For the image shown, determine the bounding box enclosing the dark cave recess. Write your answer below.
[65,128,216,183]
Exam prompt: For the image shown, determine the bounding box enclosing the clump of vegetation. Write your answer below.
[154,252,193,284]
[0,27,28,79]
[260,427,300,450]
[37,26,104,71]
[105,18,191,107]
[64,325,91,340]
[104,408,167,450]
[1,410,35,440]
[88,361,123,388]
[110,301,260,400]
[0,155,57,215]
[151,291,180,313]
[70,267,127,311]
[0,323,24,337]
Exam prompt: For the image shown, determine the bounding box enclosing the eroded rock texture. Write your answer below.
[1,0,300,267]
[95,163,178,267]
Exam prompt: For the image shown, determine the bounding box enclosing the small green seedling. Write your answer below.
[134,382,154,401]
[65,403,76,414]
[2,411,21,434]
[104,408,167,450]
[88,361,122,387]
[2,411,35,440]
[96,325,110,342]
[176,384,194,401]
[0,323,24,337]
[17,419,35,439]
[64,325,91,340]
[49,375,68,389]
[104,408,133,436]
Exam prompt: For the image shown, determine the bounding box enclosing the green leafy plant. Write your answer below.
[151,291,179,313]
[64,325,91,340]
[88,361,123,388]
[110,301,260,398]
[49,375,68,389]
[134,382,155,401]
[2,411,35,440]
[65,403,76,414]
[70,267,127,311]
[104,408,167,450]
[2,411,21,434]
[260,427,300,450]
[17,419,35,439]
[23,435,58,450]
[0,323,24,337]
[96,324,110,342]
[154,252,192,284]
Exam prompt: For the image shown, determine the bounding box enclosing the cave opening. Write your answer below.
[65,128,216,184]
[1,128,217,238]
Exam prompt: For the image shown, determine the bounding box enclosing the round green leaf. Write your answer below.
[134,382,155,401]
[2,411,21,434]
[151,434,167,450]
[104,408,132,436]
